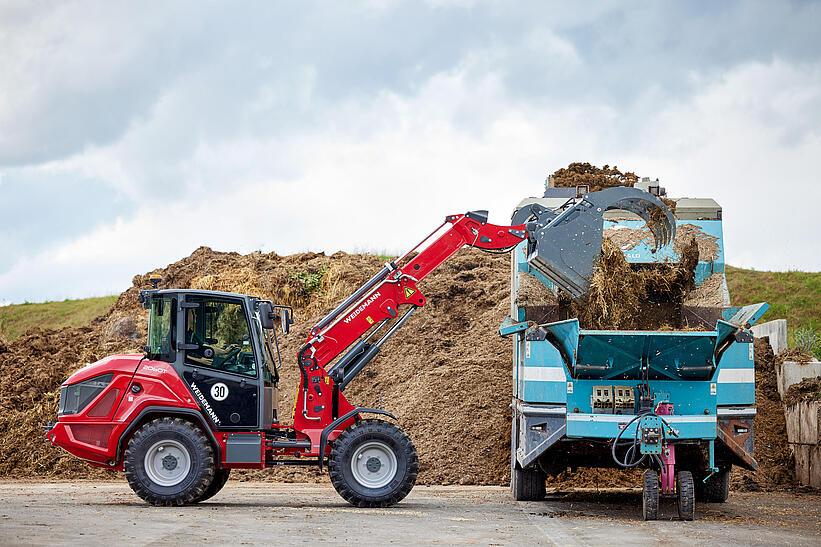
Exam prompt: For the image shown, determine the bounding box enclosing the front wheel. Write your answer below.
[329,419,418,507]
[677,471,696,521]
[642,470,659,521]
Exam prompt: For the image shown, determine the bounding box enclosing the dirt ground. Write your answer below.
[1,482,819,546]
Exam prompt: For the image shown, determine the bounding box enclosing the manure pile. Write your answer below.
[0,247,513,485]
[0,242,795,491]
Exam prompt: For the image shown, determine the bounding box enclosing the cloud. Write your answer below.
[1,1,820,302]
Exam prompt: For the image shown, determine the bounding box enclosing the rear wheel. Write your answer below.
[329,419,418,507]
[194,469,230,503]
[642,470,659,521]
[695,468,730,503]
[124,417,215,506]
[511,466,546,501]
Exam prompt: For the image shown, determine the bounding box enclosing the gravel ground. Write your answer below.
[1,481,819,546]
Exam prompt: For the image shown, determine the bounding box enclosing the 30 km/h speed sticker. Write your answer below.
[211,382,229,401]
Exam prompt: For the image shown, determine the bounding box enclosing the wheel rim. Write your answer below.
[144,439,192,487]
[350,440,398,489]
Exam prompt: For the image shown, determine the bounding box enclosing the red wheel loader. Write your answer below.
[47,188,674,507]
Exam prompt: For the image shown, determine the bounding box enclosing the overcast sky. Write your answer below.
[1,1,820,304]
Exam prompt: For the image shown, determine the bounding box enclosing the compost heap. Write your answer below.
[0,248,513,484]
[550,162,639,191]
[0,242,795,490]
[732,339,797,490]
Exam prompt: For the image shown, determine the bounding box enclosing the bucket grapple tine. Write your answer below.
[524,186,676,299]
[587,190,676,249]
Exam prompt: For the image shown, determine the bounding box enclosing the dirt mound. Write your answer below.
[734,338,796,490]
[603,227,652,251]
[784,377,821,407]
[549,163,638,192]
[684,273,726,307]
[0,243,795,491]
[779,348,815,365]
[0,247,514,484]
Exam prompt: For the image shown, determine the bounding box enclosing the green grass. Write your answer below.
[0,296,118,342]
[726,266,821,349]
[0,266,817,348]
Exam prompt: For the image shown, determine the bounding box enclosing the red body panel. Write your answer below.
[48,355,199,468]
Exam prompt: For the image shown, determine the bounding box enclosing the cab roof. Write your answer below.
[143,288,259,301]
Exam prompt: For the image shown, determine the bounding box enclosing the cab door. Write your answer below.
[179,295,260,429]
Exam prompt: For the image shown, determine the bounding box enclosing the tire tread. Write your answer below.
[124,417,215,506]
[328,419,418,508]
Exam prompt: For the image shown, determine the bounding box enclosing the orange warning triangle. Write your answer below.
[404,287,416,299]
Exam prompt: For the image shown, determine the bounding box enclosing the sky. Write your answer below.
[1,0,820,304]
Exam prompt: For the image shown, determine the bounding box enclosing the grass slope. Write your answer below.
[0,296,118,342]
[0,267,818,346]
[726,266,821,345]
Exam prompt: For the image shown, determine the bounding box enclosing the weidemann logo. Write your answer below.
[343,291,381,324]
[190,381,221,425]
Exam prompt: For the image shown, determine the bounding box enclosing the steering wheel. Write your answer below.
[220,344,242,366]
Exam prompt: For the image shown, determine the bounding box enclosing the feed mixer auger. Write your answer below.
[47,185,673,509]
[503,181,768,521]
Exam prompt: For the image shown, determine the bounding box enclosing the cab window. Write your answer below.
[184,297,257,377]
[147,297,173,361]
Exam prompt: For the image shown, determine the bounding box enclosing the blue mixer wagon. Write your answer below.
[504,180,767,520]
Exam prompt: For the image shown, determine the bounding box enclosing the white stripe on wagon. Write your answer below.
[521,367,567,382]
[717,407,757,416]
[566,414,717,423]
[716,368,755,383]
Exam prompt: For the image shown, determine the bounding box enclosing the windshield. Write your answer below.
[147,297,173,359]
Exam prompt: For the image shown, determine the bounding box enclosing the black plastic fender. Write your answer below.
[318,407,397,470]
[115,406,221,465]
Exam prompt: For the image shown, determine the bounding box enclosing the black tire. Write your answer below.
[194,469,230,503]
[124,417,215,506]
[695,468,730,503]
[329,419,418,507]
[642,470,659,521]
[677,470,695,521]
[511,466,546,501]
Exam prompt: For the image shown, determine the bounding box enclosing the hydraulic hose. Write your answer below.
[611,409,678,469]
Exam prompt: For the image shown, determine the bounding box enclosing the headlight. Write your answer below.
[58,374,113,416]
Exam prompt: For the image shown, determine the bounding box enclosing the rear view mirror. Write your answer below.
[258,302,275,329]
[279,308,291,335]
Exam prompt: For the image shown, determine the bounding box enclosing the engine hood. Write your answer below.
[63,354,144,385]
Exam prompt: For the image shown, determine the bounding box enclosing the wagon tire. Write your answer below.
[642,470,659,520]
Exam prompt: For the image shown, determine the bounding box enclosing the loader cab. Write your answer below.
[140,289,292,431]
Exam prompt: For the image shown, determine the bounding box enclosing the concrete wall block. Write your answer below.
[792,445,821,488]
[787,400,821,488]
[786,401,821,445]
[751,319,788,355]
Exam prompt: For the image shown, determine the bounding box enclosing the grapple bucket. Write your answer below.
[520,187,676,298]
